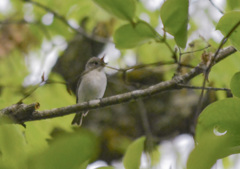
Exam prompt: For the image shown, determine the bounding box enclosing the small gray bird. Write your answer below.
[72,57,107,125]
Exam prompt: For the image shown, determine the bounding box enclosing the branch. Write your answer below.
[0,19,38,25]
[209,0,224,14]
[177,84,231,92]
[0,46,236,124]
[0,103,40,126]
[23,0,110,43]
[180,45,211,55]
[194,20,240,121]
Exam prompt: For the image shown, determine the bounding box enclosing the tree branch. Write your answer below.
[177,84,231,92]
[194,20,240,122]
[209,0,224,14]
[0,46,236,124]
[0,19,38,25]
[0,103,40,125]
[23,0,110,43]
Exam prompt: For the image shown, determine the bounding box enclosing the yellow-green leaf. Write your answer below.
[114,20,162,49]
[230,71,240,98]
[96,167,115,169]
[160,0,189,48]
[123,136,146,169]
[188,98,240,169]
[30,130,99,169]
[0,124,28,169]
[216,11,240,51]
[227,0,240,10]
[93,0,136,21]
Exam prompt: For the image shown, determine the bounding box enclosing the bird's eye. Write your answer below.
[93,61,98,65]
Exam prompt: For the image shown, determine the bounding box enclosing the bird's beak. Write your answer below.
[100,55,107,66]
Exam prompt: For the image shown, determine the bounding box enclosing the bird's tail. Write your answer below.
[71,111,89,126]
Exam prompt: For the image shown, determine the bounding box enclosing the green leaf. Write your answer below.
[93,0,136,21]
[123,136,146,169]
[30,130,99,169]
[0,124,28,169]
[150,147,161,166]
[114,20,162,49]
[0,53,29,109]
[187,98,240,169]
[79,160,89,169]
[96,167,115,169]
[187,132,236,169]
[227,0,240,10]
[160,0,189,48]
[230,72,240,98]
[47,18,73,39]
[216,11,240,51]
[209,52,240,98]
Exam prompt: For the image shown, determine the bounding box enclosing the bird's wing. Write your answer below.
[75,68,96,103]
[76,77,82,103]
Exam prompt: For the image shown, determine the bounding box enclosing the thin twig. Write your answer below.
[160,28,177,62]
[195,20,240,122]
[163,40,177,62]
[209,0,224,14]
[17,79,69,104]
[137,100,153,137]
[177,84,231,92]
[177,47,182,73]
[0,19,38,25]
[181,45,211,55]
[207,21,240,73]
[137,99,155,161]
[23,0,111,43]
[106,61,194,73]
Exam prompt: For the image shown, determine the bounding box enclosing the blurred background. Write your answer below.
[0,0,240,168]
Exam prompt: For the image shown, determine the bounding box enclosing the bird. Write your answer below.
[71,56,107,125]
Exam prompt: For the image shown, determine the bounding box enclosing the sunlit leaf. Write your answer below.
[0,54,29,108]
[216,11,240,51]
[137,39,175,63]
[208,50,240,95]
[30,130,99,169]
[123,136,146,169]
[46,18,73,39]
[230,71,240,98]
[96,167,115,169]
[187,98,240,169]
[79,160,89,169]
[0,124,28,169]
[150,147,161,166]
[187,132,237,169]
[160,0,189,48]
[93,0,136,21]
[226,0,240,10]
[114,20,162,49]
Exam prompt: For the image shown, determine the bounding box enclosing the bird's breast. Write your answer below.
[77,70,107,102]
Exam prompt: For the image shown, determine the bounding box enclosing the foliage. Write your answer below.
[187,98,240,169]
[93,0,136,22]
[0,0,240,169]
[114,20,161,49]
[123,136,146,169]
[226,0,240,10]
[160,0,188,48]
[187,72,240,169]
[0,119,146,169]
[216,11,240,51]
[230,72,240,98]
[29,129,99,169]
